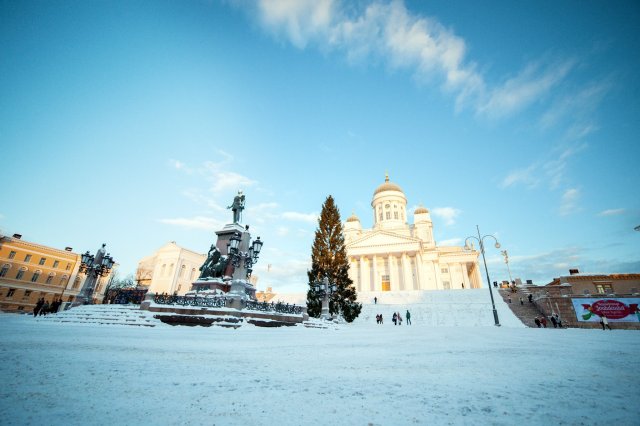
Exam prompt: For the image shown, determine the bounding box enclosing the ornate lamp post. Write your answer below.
[73,243,115,306]
[313,276,337,320]
[227,232,263,279]
[465,226,501,327]
[501,250,513,285]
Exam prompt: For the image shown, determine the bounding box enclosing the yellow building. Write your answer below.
[0,233,114,313]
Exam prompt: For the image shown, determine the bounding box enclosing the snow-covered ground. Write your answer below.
[1,291,639,425]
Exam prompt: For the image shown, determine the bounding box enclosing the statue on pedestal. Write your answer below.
[199,245,228,279]
[227,191,245,224]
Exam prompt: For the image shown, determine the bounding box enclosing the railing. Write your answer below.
[244,300,304,315]
[153,294,227,308]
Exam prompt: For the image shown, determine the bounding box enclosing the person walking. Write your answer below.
[534,317,541,328]
[540,316,547,328]
[397,312,402,325]
[406,310,411,325]
[374,297,377,304]
[392,312,397,326]
[33,297,44,317]
[528,294,533,303]
[519,297,524,305]
[600,315,611,330]
[550,315,558,328]
[554,313,562,328]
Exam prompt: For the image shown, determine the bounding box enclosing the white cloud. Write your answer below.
[597,208,625,217]
[282,211,319,224]
[158,216,223,230]
[559,188,580,216]
[246,1,583,118]
[501,164,540,189]
[543,143,587,189]
[252,0,485,111]
[477,60,574,119]
[432,207,461,226]
[276,226,290,236]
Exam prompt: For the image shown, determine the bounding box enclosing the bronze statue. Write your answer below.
[227,191,245,224]
[198,245,229,279]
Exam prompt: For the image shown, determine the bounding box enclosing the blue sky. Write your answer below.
[1,0,639,293]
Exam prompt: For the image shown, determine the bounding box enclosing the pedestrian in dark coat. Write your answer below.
[550,315,558,328]
[534,317,541,328]
[406,310,411,325]
[392,312,397,325]
[33,298,44,317]
[528,294,533,303]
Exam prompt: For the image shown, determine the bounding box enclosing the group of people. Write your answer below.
[33,297,63,317]
[375,310,411,325]
[534,313,563,328]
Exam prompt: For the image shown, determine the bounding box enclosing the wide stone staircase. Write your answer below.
[497,287,544,328]
[35,304,163,327]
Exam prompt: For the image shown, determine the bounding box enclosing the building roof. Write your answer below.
[373,173,404,196]
[414,206,429,214]
[346,212,360,222]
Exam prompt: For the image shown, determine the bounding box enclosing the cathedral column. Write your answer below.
[372,255,378,291]
[461,263,471,289]
[415,253,425,290]
[389,254,400,291]
[359,256,366,293]
[401,253,412,291]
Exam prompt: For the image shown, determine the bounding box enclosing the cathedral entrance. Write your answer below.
[381,275,390,291]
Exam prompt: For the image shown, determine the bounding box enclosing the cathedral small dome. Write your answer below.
[414,206,429,214]
[373,173,404,196]
[346,213,360,223]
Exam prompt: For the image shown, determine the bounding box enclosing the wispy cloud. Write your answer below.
[543,143,587,189]
[597,208,625,217]
[158,216,224,230]
[501,164,540,189]
[477,60,574,119]
[282,211,319,224]
[559,188,580,216]
[432,207,460,226]
[241,1,583,119]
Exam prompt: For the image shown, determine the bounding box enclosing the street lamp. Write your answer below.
[465,226,501,327]
[313,276,337,320]
[501,250,513,285]
[227,232,263,278]
[73,243,115,306]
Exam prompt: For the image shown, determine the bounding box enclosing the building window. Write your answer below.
[39,257,46,265]
[0,265,9,277]
[443,281,451,289]
[386,212,391,220]
[46,274,54,284]
[31,272,41,282]
[595,284,613,294]
[23,290,32,299]
[190,268,196,281]
[60,276,68,287]
[177,284,182,292]
[66,263,71,270]
[179,265,185,277]
[394,212,398,219]
[7,288,15,298]
[53,260,59,268]
[379,212,383,221]
[16,270,25,280]
[441,268,449,273]
[8,251,16,259]
[72,277,81,289]
[24,254,32,262]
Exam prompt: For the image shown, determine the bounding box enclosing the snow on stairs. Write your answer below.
[36,304,162,327]
[497,287,544,328]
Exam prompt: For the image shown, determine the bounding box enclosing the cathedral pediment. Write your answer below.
[347,230,421,251]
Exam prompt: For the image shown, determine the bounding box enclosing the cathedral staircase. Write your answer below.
[497,287,545,328]
[35,304,163,327]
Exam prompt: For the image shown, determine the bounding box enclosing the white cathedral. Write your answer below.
[344,175,482,292]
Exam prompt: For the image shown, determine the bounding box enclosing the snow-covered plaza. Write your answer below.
[1,292,639,426]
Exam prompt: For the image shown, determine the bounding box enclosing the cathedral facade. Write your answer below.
[344,175,482,292]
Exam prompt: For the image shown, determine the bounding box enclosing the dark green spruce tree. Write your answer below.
[306,195,362,322]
